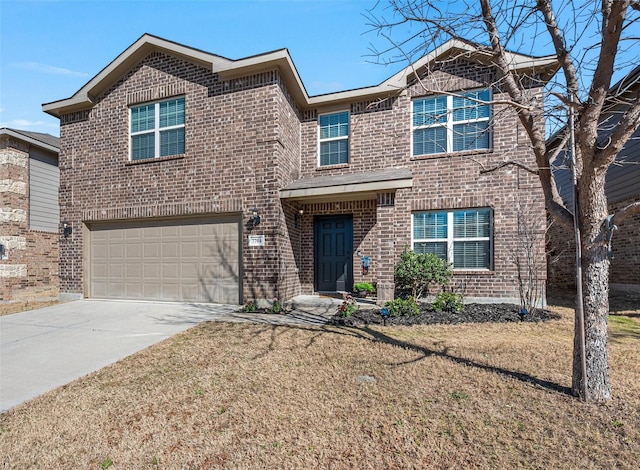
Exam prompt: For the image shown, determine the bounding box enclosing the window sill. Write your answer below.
[125,155,185,166]
[316,163,350,171]
[453,269,494,275]
[410,149,493,161]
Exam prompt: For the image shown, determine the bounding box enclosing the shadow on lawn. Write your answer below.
[355,325,572,395]
[244,320,572,396]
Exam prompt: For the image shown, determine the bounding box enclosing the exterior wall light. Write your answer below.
[62,220,73,237]
[251,207,261,226]
[295,208,303,228]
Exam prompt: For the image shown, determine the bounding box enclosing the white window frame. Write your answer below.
[129,96,185,161]
[411,89,491,157]
[411,208,493,270]
[318,110,350,166]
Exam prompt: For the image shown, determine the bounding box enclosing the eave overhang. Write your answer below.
[280,168,413,203]
[43,35,559,118]
[42,34,233,118]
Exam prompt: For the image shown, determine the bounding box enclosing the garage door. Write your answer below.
[88,216,240,304]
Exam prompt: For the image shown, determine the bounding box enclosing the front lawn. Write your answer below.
[0,301,638,468]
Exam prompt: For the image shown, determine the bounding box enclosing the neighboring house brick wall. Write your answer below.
[548,195,640,292]
[609,196,640,287]
[0,134,59,301]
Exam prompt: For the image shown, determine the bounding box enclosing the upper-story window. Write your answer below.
[319,111,349,166]
[412,208,493,270]
[130,97,185,161]
[412,89,491,156]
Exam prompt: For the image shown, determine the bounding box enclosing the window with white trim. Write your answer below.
[412,89,491,156]
[130,97,185,160]
[412,208,493,269]
[319,111,349,166]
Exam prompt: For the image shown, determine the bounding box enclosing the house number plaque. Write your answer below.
[248,235,266,247]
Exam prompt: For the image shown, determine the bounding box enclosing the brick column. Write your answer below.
[376,192,396,304]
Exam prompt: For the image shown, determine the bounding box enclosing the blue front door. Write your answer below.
[314,215,353,292]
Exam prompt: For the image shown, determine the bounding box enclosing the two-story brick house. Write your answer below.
[43,34,557,305]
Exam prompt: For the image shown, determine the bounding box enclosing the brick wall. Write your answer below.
[59,49,548,304]
[59,51,301,303]
[297,58,547,301]
[0,135,59,301]
[547,194,640,291]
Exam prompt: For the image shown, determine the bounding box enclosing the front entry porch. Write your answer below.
[280,168,413,304]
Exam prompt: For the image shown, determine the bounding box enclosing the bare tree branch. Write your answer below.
[478,160,539,175]
[613,200,640,225]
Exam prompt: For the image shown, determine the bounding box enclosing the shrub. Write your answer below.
[242,301,257,313]
[269,297,283,314]
[433,291,464,313]
[394,247,452,299]
[353,282,375,294]
[337,294,358,317]
[385,296,420,317]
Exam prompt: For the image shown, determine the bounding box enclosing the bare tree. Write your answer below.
[366,0,640,401]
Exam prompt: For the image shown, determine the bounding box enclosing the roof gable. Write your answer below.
[43,34,558,117]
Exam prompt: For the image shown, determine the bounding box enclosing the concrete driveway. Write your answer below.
[0,299,237,413]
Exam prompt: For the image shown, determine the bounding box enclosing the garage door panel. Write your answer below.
[125,283,142,298]
[125,263,141,279]
[90,217,240,303]
[125,244,141,259]
[143,263,160,280]
[143,242,160,258]
[162,263,179,279]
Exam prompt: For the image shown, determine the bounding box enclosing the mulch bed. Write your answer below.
[330,303,562,327]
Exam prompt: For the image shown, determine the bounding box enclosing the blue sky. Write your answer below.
[0,0,393,136]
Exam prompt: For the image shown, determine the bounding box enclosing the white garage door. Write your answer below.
[88,216,241,304]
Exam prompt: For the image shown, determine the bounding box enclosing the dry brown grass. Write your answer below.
[0,300,58,316]
[1,301,639,469]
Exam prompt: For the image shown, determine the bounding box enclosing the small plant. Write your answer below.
[451,391,468,400]
[337,294,358,317]
[433,291,464,313]
[385,296,420,317]
[242,301,257,313]
[99,458,113,469]
[269,297,282,314]
[353,282,375,294]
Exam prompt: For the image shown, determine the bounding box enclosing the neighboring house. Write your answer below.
[0,128,60,301]
[548,66,640,293]
[42,34,557,305]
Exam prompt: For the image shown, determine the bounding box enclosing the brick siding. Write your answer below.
[0,135,59,301]
[58,49,548,304]
[547,194,640,291]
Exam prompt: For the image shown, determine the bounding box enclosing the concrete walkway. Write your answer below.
[0,296,342,413]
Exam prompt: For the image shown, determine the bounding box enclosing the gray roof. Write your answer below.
[0,128,60,152]
[283,168,413,191]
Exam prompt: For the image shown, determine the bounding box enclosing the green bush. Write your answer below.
[394,247,452,299]
[385,296,420,317]
[353,282,375,294]
[433,291,464,313]
[337,295,358,317]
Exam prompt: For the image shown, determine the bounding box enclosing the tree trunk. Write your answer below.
[572,168,611,401]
